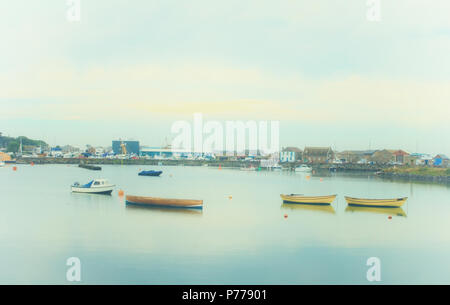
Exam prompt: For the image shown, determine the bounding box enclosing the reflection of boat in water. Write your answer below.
[345,196,407,208]
[71,179,115,195]
[295,165,312,172]
[126,203,203,215]
[282,203,335,214]
[345,205,406,217]
[126,195,203,209]
[280,194,337,205]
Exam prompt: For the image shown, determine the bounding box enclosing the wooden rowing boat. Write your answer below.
[344,196,407,208]
[126,195,203,209]
[280,194,336,205]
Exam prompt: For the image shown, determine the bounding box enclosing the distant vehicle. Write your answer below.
[332,159,343,164]
[357,159,367,164]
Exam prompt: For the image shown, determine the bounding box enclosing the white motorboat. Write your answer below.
[0,161,5,167]
[240,167,256,171]
[71,179,115,195]
[295,164,312,172]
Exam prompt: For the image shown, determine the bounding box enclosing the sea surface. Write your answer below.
[1,164,450,284]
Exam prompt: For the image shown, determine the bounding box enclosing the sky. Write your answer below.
[0,0,449,154]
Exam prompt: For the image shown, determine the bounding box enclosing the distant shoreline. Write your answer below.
[15,157,385,171]
[378,168,450,185]
[13,157,450,185]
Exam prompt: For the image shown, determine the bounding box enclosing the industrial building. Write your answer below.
[112,140,140,155]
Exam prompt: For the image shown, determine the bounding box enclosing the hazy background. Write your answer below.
[1,0,449,154]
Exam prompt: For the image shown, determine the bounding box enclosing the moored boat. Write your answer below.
[0,161,5,167]
[295,164,312,172]
[138,170,163,177]
[71,179,115,195]
[280,194,337,205]
[126,195,203,209]
[344,196,407,208]
[240,167,256,171]
[79,164,102,171]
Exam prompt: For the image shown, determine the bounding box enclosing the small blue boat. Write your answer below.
[138,170,163,177]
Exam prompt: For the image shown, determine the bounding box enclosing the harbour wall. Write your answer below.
[16,157,387,172]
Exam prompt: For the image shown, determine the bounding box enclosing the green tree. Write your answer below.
[7,141,19,153]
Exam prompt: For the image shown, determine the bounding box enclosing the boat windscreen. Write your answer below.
[82,180,94,188]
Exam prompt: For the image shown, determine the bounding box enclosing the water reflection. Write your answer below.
[125,203,203,216]
[345,205,407,217]
[281,203,336,214]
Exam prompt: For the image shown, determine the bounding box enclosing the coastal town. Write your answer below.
[1,133,449,175]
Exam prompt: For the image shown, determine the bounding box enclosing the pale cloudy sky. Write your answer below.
[1,0,449,154]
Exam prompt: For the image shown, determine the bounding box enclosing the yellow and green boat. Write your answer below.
[344,196,407,208]
[280,194,337,205]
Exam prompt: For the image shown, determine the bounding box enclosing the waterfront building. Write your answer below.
[336,150,377,164]
[112,140,140,155]
[303,147,334,164]
[370,149,396,164]
[433,154,450,167]
[280,147,302,163]
[393,150,410,164]
[0,152,12,162]
[140,147,186,159]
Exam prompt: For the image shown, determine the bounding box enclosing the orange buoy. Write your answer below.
[30,162,34,166]
[284,214,288,219]
[388,216,392,220]
[13,166,17,171]
[228,195,232,200]
[219,164,222,170]
[118,190,124,196]
[320,178,323,182]
[306,175,310,179]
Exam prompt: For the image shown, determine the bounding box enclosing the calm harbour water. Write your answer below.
[1,164,450,284]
